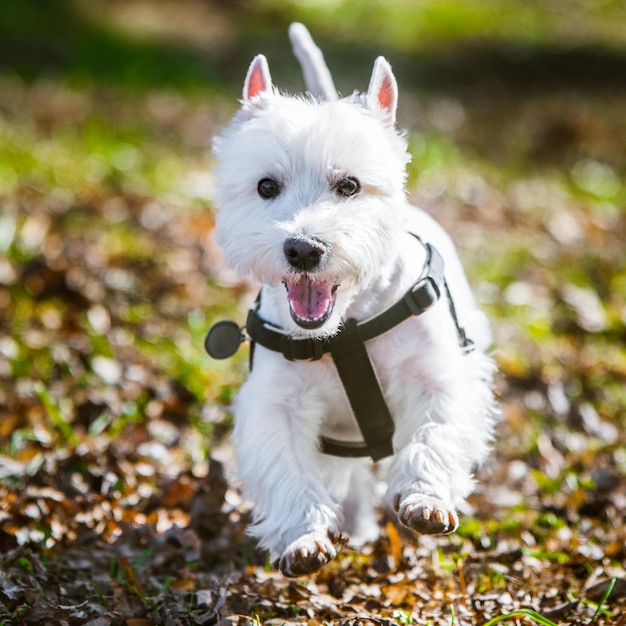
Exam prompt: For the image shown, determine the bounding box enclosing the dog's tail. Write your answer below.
[288,23,338,101]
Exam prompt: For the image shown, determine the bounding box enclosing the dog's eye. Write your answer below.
[258,178,281,199]
[335,177,360,198]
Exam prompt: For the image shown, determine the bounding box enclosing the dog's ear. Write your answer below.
[243,54,273,101]
[367,57,398,127]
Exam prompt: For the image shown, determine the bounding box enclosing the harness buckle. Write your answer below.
[280,336,296,361]
[404,276,440,316]
[309,339,325,361]
[280,336,325,361]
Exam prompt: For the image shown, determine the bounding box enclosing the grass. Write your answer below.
[250,0,626,52]
[483,581,619,626]
[0,0,222,90]
[483,610,560,626]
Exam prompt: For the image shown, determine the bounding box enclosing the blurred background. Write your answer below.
[0,0,625,621]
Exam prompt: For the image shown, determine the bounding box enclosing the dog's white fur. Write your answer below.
[211,25,499,576]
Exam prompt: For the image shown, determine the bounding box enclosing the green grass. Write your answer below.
[0,0,222,90]
[251,0,626,51]
[483,609,560,626]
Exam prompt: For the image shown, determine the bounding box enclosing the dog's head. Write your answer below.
[212,52,411,337]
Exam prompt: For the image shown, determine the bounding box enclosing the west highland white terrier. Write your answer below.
[206,23,499,576]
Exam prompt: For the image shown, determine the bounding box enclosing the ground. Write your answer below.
[0,2,625,625]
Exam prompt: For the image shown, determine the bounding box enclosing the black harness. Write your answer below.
[205,236,473,461]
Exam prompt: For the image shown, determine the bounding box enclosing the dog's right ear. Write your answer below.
[243,54,273,101]
[367,57,398,127]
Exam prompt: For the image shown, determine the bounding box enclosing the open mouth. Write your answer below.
[284,274,338,330]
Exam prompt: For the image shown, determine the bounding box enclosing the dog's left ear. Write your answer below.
[367,57,398,127]
[243,54,273,101]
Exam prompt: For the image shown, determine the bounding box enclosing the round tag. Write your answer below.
[205,321,242,359]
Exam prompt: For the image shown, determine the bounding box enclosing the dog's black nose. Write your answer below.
[283,238,326,271]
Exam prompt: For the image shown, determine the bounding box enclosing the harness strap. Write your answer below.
[327,319,395,461]
[356,242,444,342]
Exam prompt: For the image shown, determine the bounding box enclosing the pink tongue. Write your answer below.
[286,275,334,321]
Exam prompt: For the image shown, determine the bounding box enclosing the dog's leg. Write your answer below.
[326,459,379,545]
[389,424,468,535]
[232,366,346,576]
[386,350,497,535]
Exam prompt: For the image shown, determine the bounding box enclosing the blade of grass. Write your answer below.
[482,609,559,626]
[33,382,77,446]
[588,578,617,625]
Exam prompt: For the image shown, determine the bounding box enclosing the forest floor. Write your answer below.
[1,2,626,624]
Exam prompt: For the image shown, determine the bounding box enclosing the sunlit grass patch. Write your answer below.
[252,0,626,51]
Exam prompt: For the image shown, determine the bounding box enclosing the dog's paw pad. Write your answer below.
[278,531,342,577]
[396,494,459,535]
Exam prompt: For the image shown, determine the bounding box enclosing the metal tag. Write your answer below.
[205,320,242,359]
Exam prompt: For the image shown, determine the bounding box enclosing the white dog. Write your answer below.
[206,24,499,576]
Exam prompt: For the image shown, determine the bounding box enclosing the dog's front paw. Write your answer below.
[394,493,459,535]
[278,529,345,577]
